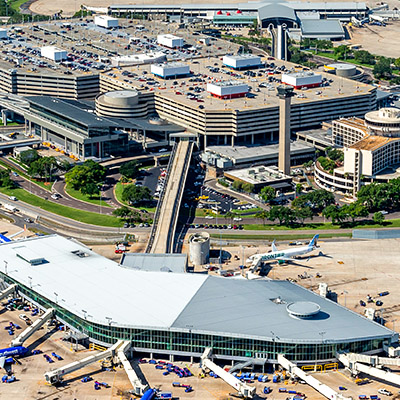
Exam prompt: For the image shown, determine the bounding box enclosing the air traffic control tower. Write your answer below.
[277,84,294,175]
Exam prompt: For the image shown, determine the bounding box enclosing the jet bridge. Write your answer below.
[45,340,125,384]
[201,348,256,399]
[0,284,17,302]
[278,354,351,400]
[11,308,55,347]
[117,341,149,396]
[337,352,400,386]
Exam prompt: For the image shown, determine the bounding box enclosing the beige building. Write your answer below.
[315,108,400,196]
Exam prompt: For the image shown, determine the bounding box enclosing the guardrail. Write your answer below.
[145,142,178,253]
[168,141,193,253]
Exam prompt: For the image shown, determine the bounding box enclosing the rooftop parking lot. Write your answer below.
[0,19,236,77]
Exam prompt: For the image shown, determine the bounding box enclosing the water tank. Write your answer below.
[189,232,210,266]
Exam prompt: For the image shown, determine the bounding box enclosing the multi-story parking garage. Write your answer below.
[0,235,395,365]
[98,58,377,148]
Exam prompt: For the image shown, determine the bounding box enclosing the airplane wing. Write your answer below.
[0,356,5,369]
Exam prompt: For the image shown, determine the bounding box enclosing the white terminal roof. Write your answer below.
[0,235,394,343]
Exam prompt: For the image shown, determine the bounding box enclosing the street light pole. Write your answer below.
[4,260,8,275]
[343,290,348,308]
[28,276,32,289]
[54,292,58,305]
[270,331,275,362]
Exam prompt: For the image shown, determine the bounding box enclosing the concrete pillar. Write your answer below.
[277,85,294,175]
[231,136,235,146]
[224,135,227,145]
[270,131,274,141]
[1,110,6,126]
[251,134,254,144]
[169,354,174,362]
[204,134,207,148]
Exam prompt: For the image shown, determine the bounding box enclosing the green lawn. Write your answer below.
[0,121,19,126]
[210,232,352,241]
[244,218,400,231]
[0,187,123,227]
[65,184,111,208]
[9,0,29,12]
[114,181,156,213]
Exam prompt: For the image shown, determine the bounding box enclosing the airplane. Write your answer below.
[246,234,320,267]
[0,346,28,368]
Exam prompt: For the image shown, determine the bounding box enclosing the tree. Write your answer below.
[119,161,140,180]
[269,206,295,225]
[113,206,142,223]
[242,183,254,193]
[295,183,303,197]
[333,45,349,60]
[294,206,313,225]
[19,149,40,166]
[255,210,269,225]
[325,147,344,162]
[28,156,58,180]
[304,160,313,169]
[259,186,275,203]
[342,202,369,223]
[394,57,400,69]
[0,170,15,188]
[65,160,106,192]
[81,182,100,198]
[113,206,132,220]
[232,180,243,191]
[373,57,392,79]
[317,156,336,174]
[373,211,385,225]
[122,184,151,205]
[354,50,375,65]
[322,205,343,225]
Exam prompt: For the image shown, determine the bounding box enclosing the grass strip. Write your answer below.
[65,184,111,208]
[210,232,352,241]
[0,187,122,227]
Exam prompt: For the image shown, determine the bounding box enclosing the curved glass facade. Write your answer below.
[2,273,386,364]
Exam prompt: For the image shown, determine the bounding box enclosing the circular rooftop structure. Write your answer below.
[286,301,321,319]
[102,90,139,105]
[325,63,356,78]
[95,90,148,118]
[365,107,400,137]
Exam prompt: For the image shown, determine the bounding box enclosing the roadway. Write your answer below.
[148,141,193,253]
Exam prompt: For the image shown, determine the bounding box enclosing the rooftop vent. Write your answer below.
[71,250,89,258]
[14,246,46,265]
[270,296,286,305]
[286,301,320,319]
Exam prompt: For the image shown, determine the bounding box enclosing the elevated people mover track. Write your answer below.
[146,140,193,253]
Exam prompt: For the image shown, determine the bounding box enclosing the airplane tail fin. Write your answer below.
[271,240,278,252]
[309,234,319,248]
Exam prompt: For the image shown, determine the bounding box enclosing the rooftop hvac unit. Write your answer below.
[249,169,255,175]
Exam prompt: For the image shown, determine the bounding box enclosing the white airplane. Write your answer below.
[246,234,319,266]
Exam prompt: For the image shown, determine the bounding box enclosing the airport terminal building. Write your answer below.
[0,235,395,365]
